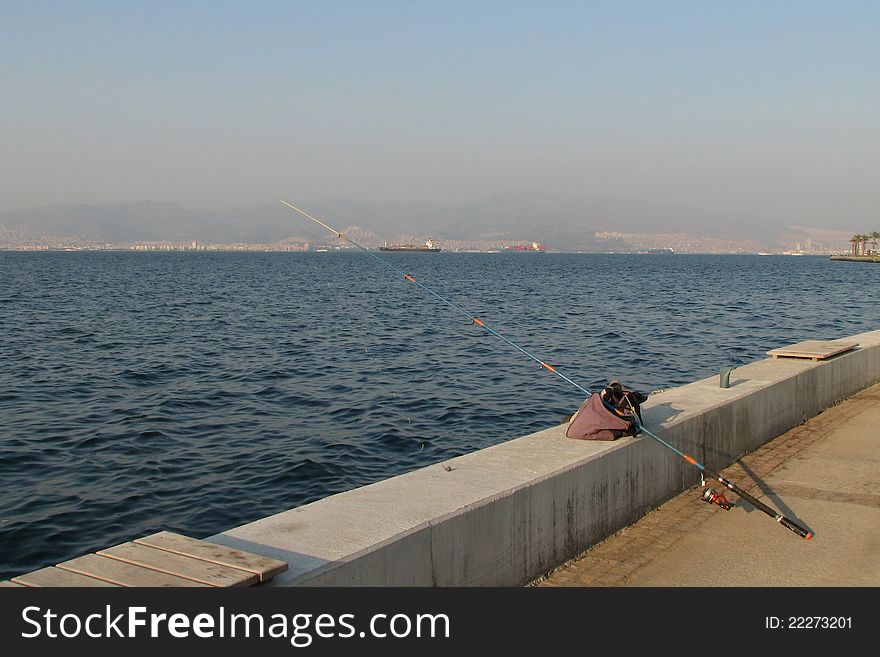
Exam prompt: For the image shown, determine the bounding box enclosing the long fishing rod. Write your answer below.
[281,200,812,540]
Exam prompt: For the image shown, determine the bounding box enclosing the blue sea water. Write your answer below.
[0,251,877,578]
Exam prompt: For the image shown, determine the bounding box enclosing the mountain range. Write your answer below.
[0,191,841,250]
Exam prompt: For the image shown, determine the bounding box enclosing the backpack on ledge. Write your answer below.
[565,380,649,441]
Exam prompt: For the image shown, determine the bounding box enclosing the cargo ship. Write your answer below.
[504,242,545,252]
[379,239,442,252]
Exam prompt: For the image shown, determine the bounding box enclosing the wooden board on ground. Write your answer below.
[0,581,27,587]
[767,340,858,361]
[135,531,288,582]
[12,566,120,587]
[98,542,258,587]
[7,532,288,587]
[58,554,208,587]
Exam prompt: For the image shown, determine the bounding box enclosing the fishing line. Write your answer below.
[283,200,812,539]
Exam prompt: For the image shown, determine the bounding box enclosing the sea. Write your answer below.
[0,251,877,578]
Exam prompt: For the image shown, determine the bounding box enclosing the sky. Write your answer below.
[1,1,878,229]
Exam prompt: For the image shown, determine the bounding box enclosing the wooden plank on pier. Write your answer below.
[7,532,288,587]
[99,542,257,587]
[135,531,288,582]
[767,340,858,362]
[1,580,28,587]
[58,554,208,587]
[12,566,120,587]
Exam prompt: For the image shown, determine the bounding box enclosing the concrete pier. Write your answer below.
[830,255,880,263]
[209,329,880,586]
[539,383,880,586]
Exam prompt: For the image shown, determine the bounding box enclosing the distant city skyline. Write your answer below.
[0,194,859,254]
[2,1,878,233]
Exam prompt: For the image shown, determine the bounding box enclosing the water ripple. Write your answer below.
[0,251,877,577]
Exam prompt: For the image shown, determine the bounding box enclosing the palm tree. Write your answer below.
[861,235,870,256]
[871,231,879,256]
[851,235,860,256]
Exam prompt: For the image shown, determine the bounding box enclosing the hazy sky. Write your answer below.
[2,1,878,228]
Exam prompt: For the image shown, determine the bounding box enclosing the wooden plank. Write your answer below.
[12,566,120,587]
[135,531,288,582]
[0,581,28,587]
[98,542,257,587]
[58,554,208,587]
[767,341,857,361]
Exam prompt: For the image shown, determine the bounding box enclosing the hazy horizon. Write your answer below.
[2,1,878,232]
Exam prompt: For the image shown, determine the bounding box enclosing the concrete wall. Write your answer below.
[209,330,880,586]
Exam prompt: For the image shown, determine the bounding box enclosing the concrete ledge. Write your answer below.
[830,255,880,264]
[209,329,880,586]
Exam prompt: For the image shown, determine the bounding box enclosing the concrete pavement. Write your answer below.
[536,383,880,587]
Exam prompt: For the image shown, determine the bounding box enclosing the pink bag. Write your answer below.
[565,381,648,441]
[565,393,632,441]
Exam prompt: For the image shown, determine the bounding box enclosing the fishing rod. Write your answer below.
[281,200,813,540]
[634,419,811,539]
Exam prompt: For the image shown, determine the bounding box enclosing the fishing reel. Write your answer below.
[701,487,734,510]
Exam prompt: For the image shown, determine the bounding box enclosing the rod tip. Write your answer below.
[804,532,813,540]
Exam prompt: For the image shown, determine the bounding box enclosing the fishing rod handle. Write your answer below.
[778,516,813,540]
[721,479,779,517]
[713,472,813,540]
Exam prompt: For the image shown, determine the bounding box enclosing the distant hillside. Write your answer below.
[0,191,799,250]
[0,202,301,244]
[302,191,768,249]
[0,202,232,243]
